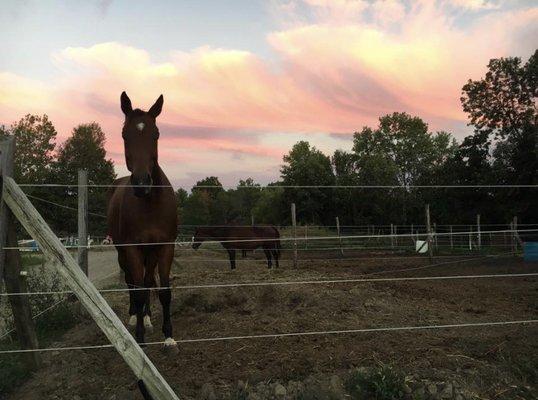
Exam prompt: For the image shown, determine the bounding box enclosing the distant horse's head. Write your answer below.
[120,91,164,197]
[192,227,208,250]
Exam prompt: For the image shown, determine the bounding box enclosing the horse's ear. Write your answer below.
[148,95,164,119]
[120,91,132,116]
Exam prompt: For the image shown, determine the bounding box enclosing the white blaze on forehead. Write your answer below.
[136,122,145,131]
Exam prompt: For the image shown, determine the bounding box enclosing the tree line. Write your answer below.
[1,51,536,237]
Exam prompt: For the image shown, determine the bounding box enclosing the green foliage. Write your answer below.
[281,141,335,224]
[0,114,57,184]
[345,365,406,400]
[52,123,116,235]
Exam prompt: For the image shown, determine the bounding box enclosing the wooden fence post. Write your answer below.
[449,225,453,250]
[291,203,297,268]
[78,169,88,276]
[477,214,481,251]
[433,223,438,250]
[468,225,473,250]
[336,217,343,256]
[3,176,180,400]
[0,138,41,370]
[425,204,433,263]
[390,223,394,248]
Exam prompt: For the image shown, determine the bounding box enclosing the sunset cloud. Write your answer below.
[0,0,536,186]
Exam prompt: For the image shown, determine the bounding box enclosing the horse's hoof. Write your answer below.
[162,338,179,356]
[128,315,137,328]
[143,315,153,333]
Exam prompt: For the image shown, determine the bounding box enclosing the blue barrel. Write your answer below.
[524,242,538,262]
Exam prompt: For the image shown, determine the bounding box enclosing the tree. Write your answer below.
[460,50,537,223]
[351,113,456,223]
[0,114,57,184]
[226,178,261,224]
[53,123,116,235]
[280,141,335,224]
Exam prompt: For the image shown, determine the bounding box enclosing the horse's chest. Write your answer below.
[116,198,176,242]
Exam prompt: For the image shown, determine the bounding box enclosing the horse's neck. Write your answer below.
[152,165,168,186]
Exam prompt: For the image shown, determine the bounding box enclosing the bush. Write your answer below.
[345,364,406,400]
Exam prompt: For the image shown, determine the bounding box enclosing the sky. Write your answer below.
[1,0,536,188]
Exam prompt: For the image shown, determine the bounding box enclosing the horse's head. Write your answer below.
[120,91,163,198]
[192,227,206,250]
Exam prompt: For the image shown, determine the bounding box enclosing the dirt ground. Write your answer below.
[4,248,538,399]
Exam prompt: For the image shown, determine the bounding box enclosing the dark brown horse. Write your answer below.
[192,226,281,269]
[107,92,178,353]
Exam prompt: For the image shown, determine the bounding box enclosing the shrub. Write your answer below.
[345,364,406,400]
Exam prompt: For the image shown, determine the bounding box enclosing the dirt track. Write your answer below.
[5,249,538,399]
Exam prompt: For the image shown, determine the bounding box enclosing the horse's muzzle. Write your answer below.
[131,174,152,197]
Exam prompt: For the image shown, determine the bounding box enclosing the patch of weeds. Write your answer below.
[497,351,538,398]
[226,386,249,400]
[345,364,406,400]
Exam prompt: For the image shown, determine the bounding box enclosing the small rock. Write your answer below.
[329,375,343,390]
[274,383,287,397]
[200,383,216,400]
[414,387,425,397]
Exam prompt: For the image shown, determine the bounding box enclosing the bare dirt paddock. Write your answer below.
[6,250,538,400]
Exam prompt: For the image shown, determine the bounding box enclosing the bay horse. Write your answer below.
[107,92,178,354]
[192,226,281,269]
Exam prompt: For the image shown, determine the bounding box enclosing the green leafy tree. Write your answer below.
[53,123,116,235]
[0,114,57,183]
[280,141,335,224]
[252,185,285,225]
[352,113,456,223]
[460,50,537,223]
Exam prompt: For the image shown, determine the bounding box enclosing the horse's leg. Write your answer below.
[227,249,236,270]
[118,248,136,327]
[157,244,178,354]
[272,248,280,268]
[263,247,272,269]
[124,246,147,344]
[143,249,157,333]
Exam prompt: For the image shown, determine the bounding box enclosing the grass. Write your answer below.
[345,364,406,400]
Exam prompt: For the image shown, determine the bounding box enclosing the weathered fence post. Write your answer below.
[469,225,473,250]
[336,217,343,256]
[512,216,520,253]
[291,203,297,268]
[3,176,180,400]
[390,223,394,248]
[394,225,397,247]
[425,204,433,263]
[509,221,514,255]
[77,169,88,276]
[433,222,438,250]
[449,225,453,250]
[0,138,41,370]
[476,214,481,251]
[251,213,254,226]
